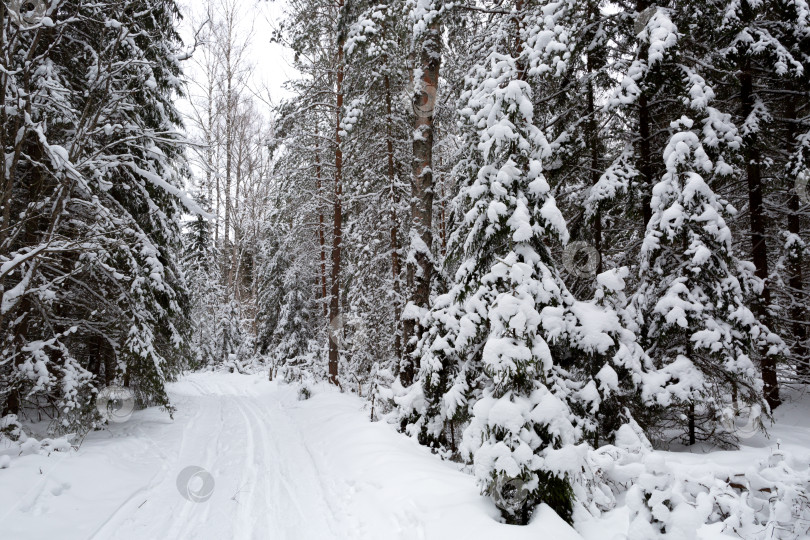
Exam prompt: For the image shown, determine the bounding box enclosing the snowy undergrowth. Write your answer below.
[0,415,75,467]
[576,421,810,539]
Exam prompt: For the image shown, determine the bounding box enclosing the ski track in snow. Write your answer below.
[89,378,349,540]
[0,372,582,540]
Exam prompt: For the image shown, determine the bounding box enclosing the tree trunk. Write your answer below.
[638,94,652,229]
[316,142,329,318]
[688,402,696,445]
[440,172,447,258]
[232,140,242,298]
[740,66,780,409]
[223,72,233,287]
[401,20,440,386]
[328,3,345,386]
[207,70,218,247]
[636,0,653,230]
[586,55,603,275]
[384,72,402,363]
[787,192,806,380]
[785,92,808,381]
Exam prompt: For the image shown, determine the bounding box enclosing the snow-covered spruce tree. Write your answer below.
[255,100,327,380]
[535,0,626,295]
[590,3,710,279]
[633,116,784,447]
[265,213,321,381]
[772,1,810,385]
[219,299,245,372]
[0,0,193,427]
[278,0,354,384]
[515,0,656,445]
[568,267,651,448]
[183,195,221,370]
[255,224,287,376]
[711,0,810,391]
[403,8,591,524]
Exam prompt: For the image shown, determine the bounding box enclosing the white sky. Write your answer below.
[175,0,296,124]
[174,0,297,193]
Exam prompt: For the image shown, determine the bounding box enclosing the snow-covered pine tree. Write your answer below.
[264,212,321,380]
[779,7,810,381]
[638,0,810,408]
[255,96,328,380]
[567,267,651,447]
[536,0,620,293]
[396,0,662,522]
[339,0,412,386]
[517,0,656,446]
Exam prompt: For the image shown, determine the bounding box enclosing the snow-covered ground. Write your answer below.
[1,372,808,540]
[0,372,579,539]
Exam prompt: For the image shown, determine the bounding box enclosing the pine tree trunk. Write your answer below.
[440,172,447,257]
[232,145,242,299]
[787,194,806,379]
[740,66,780,409]
[223,74,233,287]
[688,402,696,445]
[384,72,403,363]
[0,1,8,258]
[402,20,440,386]
[328,3,345,386]
[638,95,652,228]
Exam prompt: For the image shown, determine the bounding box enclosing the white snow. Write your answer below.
[3,372,810,539]
[0,372,582,540]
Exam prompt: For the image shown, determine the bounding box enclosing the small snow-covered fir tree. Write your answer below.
[397,2,656,523]
[183,195,221,370]
[454,79,579,525]
[256,190,322,381]
[567,268,652,447]
[633,116,784,446]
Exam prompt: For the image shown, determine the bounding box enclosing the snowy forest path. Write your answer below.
[0,372,582,540]
[87,375,352,540]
